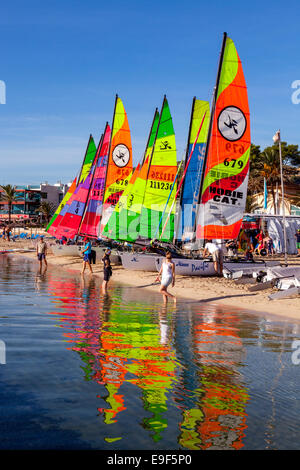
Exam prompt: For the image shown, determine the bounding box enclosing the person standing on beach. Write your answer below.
[203,241,223,276]
[81,237,93,275]
[102,248,111,265]
[36,236,48,271]
[155,252,176,304]
[102,258,112,294]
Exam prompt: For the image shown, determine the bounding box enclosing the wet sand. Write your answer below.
[1,235,300,321]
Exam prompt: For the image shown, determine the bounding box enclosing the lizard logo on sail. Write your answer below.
[217,106,246,141]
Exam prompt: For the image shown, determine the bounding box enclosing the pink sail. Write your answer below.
[79,123,111,238]
[47,177,77,237]
[53,139,101,239]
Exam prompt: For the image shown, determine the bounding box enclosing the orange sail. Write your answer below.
[100,95,133,236]
[196,34,250,240]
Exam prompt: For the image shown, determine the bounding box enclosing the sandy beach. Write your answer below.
[1,234,299,321]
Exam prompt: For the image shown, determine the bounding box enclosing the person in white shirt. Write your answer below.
[203,241,223,276]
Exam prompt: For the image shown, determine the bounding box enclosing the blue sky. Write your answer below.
[0,0,300,185]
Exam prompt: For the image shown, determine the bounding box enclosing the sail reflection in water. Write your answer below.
[46,273,251,449]
[178,308,248,450]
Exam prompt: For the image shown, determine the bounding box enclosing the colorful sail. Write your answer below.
[46,135,96,232]
[139,96,177,242]
[104,108,159,241]
[179,99,210,240]
[78,135,97,184]
[143,108,159,164]
[102,162,141,239]
[100,96,133,236]
[51,141,99,239]
[196,34,251,240]
[47,177,77,236]
[79,123,111,238]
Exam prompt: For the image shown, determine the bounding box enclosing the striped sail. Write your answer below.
[78,135,97,184]
[51,142,98,239]
[102,162,141,240]
[46,135,96,232]
[196,35,251,240]
[104,108,159,242]
[139,96,177,242]
[79,124,111,238]
[100,96,133,236]
[179,99,210,241]
[47,177,77,236]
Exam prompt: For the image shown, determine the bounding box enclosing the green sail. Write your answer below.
[103,109,160,241]
[139,97,177,241]
[78,135,97,184]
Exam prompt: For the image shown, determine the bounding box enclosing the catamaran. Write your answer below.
[115,34,278,275]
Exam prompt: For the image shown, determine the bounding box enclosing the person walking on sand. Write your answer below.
[203,240,223,276]
[102,258,112,294]
[155,252,176,304]
[81,237,93,275]
[36,235,48,271]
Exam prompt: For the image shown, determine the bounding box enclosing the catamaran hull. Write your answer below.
[120,252,274,276]
[155,257,273,277]
[50,245,79,257]
[50,245,121,264]
[155,257,216,276]
[119,252,161,271]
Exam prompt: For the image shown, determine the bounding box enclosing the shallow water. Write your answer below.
[0,255,299,450]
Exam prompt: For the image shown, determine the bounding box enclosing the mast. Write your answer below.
[193,32,227,240]
[179,97,196,209]
[78,132,105,234]
[146,96,165,180]
[142,107,159,165]
[102,94,118,204]
[175,97,196,242]
[77,134,93,185]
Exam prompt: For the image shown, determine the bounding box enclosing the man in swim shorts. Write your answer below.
[36,236,48,271]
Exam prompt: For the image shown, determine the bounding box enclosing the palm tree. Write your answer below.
[0,184,18,223]
[245,194,261,214]
[36,201,55,224]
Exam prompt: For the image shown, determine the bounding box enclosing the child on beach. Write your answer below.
[81,237,93,275]
[155,252,176,304]
[102,258,112,294]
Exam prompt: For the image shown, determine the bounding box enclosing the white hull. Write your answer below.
[51,244,121,264]
[155,257,216,276]
[120,252,279,277]
[50,245,79,257]
[119,252,161,271]
[155,257,274,277]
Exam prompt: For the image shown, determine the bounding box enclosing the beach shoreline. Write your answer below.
[2,236,299,322]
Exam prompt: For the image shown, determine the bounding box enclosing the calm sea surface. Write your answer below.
[0,255,299,450]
